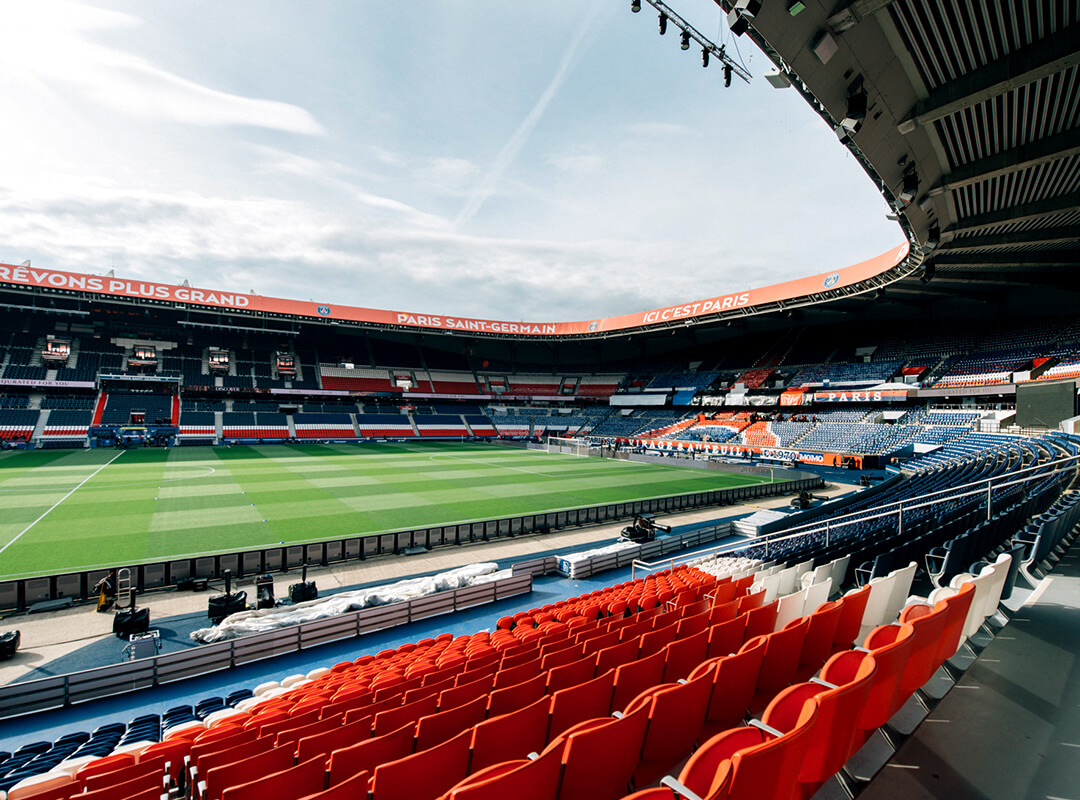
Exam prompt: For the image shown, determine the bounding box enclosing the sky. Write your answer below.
[0,0,902,323]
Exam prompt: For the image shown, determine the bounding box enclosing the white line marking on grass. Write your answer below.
[0,465,216,493]
[0,450,125,558]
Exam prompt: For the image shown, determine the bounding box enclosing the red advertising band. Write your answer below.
[0,242,908,337]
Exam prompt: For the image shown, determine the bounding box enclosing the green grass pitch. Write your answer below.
[0,442,771,579]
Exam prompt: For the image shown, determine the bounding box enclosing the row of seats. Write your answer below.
[6,500,1068,800]
[0,567,723,799]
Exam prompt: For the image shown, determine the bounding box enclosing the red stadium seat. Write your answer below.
[796,599,844,681]
[441,743,563,800]
[549,703,650,800]
[750,617,810,714]
[707,615,747,659]
[596,639,641,674]
[678,692,817,800]
[201,747,294,800]
[221,757,325,800]
[626,663,715,786]
[612,649,667,712]
[486,673,546,717]
[694,635,767,739]
[638,623,679,658]
[296,769,369,800]
[326,721,414,787]
[662,628,709,683]
[297,718,372,763]
[369,728,471,800]
[469,695,551,772]
[743,598,779,641]
[415,694,486,750]
[546,652,598,694]
[831,585,871,654]
[548,670,615,740]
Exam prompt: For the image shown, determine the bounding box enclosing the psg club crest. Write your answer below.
[317,305,331,316]
[823,272,840,288]
[588,321,599,332]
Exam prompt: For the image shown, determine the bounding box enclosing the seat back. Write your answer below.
[861,622,916,726]
[708,614,748,659]
[883,562,918,623]
[808,651,878,782]
[797,599,843,679]
[545,653,597,694]
[370,728,470,800]
[327,722,414,788]
[753,572,783,605]
[756,617,810,695]
[553,704,650,800]
[933,582,977,665]
[297,718,373,763]
[548,670,615,740]
[487,673,546,717]
[773,587,809,631]
[630,666,715,787]
[445,745,563,800]
[743,599,779,641]
[699,636,767,734]
[416,695,486,751]
[204,747,294,800]
[897,603,950,695]
[612,649,667,712]
[859,572,899,638]
[832,584,870,652]
[469,695,550,772]
[221,757,325,800]
[662,628,709,683]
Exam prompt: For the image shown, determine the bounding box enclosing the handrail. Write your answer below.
[0,572,534,722]
[632,446,1078,574]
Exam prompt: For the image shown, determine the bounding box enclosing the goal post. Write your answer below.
[545,435,594,457]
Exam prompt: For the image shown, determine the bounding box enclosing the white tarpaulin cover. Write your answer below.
[555,540,639,578]
[191,562,503,643]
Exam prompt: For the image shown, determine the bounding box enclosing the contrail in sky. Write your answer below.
[454,6,605,229]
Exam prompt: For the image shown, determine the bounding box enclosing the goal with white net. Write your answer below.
[545,435,595,457]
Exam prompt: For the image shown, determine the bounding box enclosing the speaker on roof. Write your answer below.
[728,0,762,36]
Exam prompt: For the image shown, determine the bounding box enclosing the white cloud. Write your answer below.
[0,2,321,134]
[0,1,903,327]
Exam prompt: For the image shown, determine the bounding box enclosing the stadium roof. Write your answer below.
[718,0,1080,302]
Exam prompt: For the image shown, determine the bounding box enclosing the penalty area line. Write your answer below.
[0,450,126,558]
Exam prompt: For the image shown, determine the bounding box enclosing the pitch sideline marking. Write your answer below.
[0,450,126,557]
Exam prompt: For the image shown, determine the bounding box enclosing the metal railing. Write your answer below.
[632,450,1079,577]
[0,572,533,721]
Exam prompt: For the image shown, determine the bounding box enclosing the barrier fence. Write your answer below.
[0,572,533,721]
[631,450,1080,577]
[0,475,822,612]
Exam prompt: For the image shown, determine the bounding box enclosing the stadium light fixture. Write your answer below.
[632,0,752,84]
[631,0,641,11]
[724,64,733,87]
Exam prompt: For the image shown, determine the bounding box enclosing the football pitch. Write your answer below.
[0,442,771,580]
